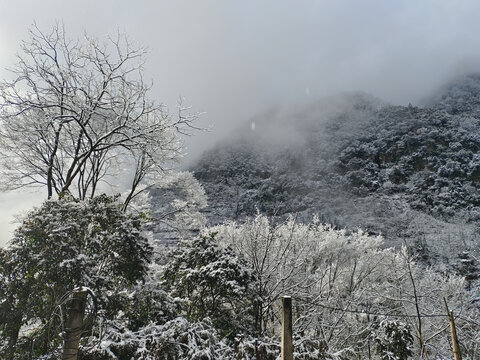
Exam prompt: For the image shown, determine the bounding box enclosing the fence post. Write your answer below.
[282,296,293,360]
[62,290,88,360]
[444,298,462,360]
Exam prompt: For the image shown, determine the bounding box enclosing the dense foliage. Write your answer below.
[1,197,479,359]
[162,234,256,338]
[81,214,480,359]
[209,215,479,359]
[0,195,152,358]
[194,79,480,224]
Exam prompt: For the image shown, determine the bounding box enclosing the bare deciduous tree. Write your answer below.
[0,23,196,201]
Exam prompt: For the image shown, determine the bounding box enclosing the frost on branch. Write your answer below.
[0,23,197,201]
[206,215,475,359]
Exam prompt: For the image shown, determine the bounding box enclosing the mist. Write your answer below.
[1,0,480,245]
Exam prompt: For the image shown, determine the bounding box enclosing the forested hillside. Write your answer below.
[192,75,480,272]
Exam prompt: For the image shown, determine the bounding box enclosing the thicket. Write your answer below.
[2,204,479,359]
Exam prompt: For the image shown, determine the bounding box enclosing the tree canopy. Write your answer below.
[0,194,152,357]
[0,23,196,201]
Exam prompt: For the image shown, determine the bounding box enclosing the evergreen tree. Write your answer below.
[0,194,152,358]
[162,234,257,338]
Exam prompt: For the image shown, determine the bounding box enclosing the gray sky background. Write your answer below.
[1,0,480,245]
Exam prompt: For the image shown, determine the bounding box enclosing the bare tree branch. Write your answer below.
[0,24,198,201]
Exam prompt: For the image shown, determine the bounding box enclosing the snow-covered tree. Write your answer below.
[371,319,413,360]
[0,194,152,358]
[162,234,257,338]
[206,215,324,336]
[207,215,476,359]
[0,23,197,200]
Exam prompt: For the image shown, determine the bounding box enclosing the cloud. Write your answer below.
[0,190,44,246]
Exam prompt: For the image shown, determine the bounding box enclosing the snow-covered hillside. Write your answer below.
[191,75,480,272]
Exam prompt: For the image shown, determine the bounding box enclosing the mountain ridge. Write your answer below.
[190,74,480,270]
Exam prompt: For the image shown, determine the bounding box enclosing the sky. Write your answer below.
[1,0,480,245]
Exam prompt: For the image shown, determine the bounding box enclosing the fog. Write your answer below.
[1,0,480,245]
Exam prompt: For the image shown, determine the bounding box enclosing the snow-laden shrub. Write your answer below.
[84,317,233,360]
[233,335,280,360]
[371,319,413,360]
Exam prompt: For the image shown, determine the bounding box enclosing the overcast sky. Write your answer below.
[1,0,480,245]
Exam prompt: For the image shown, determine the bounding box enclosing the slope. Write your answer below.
[191,75,480,272]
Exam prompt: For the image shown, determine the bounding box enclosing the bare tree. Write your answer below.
[0,23,196,201]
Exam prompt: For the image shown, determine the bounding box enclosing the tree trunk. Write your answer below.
[5,319,21,359]
[62,290,87,360]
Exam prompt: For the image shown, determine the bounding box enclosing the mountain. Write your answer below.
[190,75,480,272]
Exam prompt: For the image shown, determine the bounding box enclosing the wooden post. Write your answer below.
[448,310,462,360]
[282,296,293,360]
[444,298,462,360]
[62,290,87,360]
